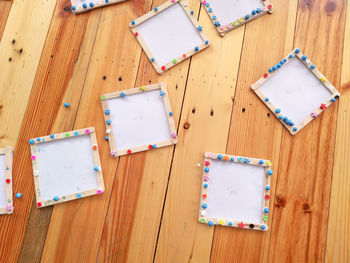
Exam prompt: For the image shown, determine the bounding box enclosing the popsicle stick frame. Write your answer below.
[201,0,273,36]
[199,152,272,231]
[0,146,13,214]
[71,0,127,14]
[130,0,210,74]
[251,48,340,135]
[29,127,105,208]
[101,83,178,157]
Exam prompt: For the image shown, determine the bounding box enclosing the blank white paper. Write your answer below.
[209,0,265,26]
[36,135,99,201]
[136,3,204,66]
[0,155,7,208]
[259,58,332,125]
[205,160,265,224]
[107,89,171,151]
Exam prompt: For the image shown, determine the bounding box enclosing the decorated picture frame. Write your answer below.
[251,48,340,135]
[0,146,13,214]
[201,0,273,36]
[130,0,210,74]
[101,83,178,157]
[199,152,272,231]
[29,127,105,208]
[71,0,127,14]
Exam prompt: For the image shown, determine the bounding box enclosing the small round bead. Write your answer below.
[195,46,199,52]
[64,102,70,108]
[275,108,281,114]
[131,20,136,25]
[29,139,35,144]
[169,112,173,116]
[264,208,270,213]
[302,55,307,60]
[208,220,213,226]
[310,64,316,69]
[245,15,250,20]
[205,40,209,45]
[89,2,94,7]
[259,160,264,164]
[261,225,266,230]
[120,91,126,97]
[83,3,87,8]
[106,120,111,125]
[229,221,233,226]
[16,193,22,198]
[77,193,82,198]
[53,196,59,201]
[265,185,270,190]
[204,167,209,172]
[154,6,158,11]
[50,134,55,139]
[272,65,277,71]
[203,183,208,188]
[94,166,100,171]
[268,68,273,73]
[252,10,256,15]
[289,54,294,58]
[267,170,273,175]
[72,6,76,11]
[151,58,155,62]
[217,154,223,160]
[202,203,207,209]
[230,157,234,161]
[295,48,300,53]
[105,109,110,115]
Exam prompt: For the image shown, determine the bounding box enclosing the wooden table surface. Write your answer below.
[0,0,349,262]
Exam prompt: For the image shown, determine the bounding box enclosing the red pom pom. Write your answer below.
[5,179,10,184]
[264,73,268,78]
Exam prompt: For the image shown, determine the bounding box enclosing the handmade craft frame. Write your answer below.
[130,0,210,74]
[29,127,105,208]
[101,83,178,157]
[251,48,340,135]
[201,0,273,36]
[71,0,127,14]
[199,152,272,231]
[0,146,13,214]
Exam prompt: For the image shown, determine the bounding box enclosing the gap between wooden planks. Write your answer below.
[267,0,346,262]
[325,1,350,262]
[210,0,297,262]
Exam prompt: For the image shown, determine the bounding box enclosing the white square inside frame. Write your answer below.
[199,153,272,231]
[202,0,273,36]
[130,0,210,74]
[0,147,13,214]
[29,128,105,208]
[251,49,340,135]
[101,83,178,157]
[71,0,127,14]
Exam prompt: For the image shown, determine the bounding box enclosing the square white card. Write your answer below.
[101,83,177,157]
[199,152,272,231]
[29,127,105,208]
[201,0,273,36]
[251,48,340,135]
[130,0,210,74]
[0,147,13,214]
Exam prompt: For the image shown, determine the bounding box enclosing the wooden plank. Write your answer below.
[153,3,245,263]
[325,1,350,262]
[96,0,198,261]
[17,2,101,261]
[39,1,150,262]
[267,0,346,262]
[210,0,297,262]
[0,1,11,40]
[0,0,57,147]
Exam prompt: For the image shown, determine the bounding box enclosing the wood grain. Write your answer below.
[0,0,348,262]
[0,0,57,147]
[0,1,11,40]
[154,2,246,262]
[268,0,346,262]
[210,0,297,262]
[325,1,350,262]
[39,1,150,262]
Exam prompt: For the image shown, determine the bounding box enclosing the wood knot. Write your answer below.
[302,203,311,213]
[183,122,190,129]
[275,195,286,208]
[63,6,71,12]
[325,1,336,15]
